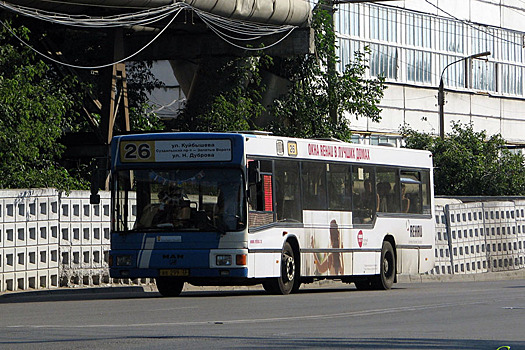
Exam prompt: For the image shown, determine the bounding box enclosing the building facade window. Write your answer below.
[405,12,432,49]
[439,54,465,88]
[370,44,398,79]
[336,3,360,37]
[437,18,464,53]
[369,6,397,42]
[406,49,431,83]
[333,2,525,96]
[501,64,523,95]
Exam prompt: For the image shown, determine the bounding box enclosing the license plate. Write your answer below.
[159,269,189,277]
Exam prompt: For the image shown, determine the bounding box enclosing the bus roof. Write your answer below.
[241,133,432,169]
[111,132,432,170]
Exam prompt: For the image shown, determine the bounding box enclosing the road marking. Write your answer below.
[5,300,490,329]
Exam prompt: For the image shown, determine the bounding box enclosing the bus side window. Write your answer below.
[327,163,352,211]
[302,161,327,210]
[400,170,423,214]
[352,166,376,224]
[421,170,431,214]
[275,160,301,222]
[376,167,398,213]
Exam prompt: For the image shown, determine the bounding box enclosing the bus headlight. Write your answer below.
[216,255,232,266]
[116,255,132,266]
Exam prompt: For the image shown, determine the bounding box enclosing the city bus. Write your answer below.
[108,132,435,296]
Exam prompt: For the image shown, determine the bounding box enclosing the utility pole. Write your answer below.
[438,51,490,139]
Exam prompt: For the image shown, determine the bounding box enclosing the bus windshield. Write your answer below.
[114,168,245,233]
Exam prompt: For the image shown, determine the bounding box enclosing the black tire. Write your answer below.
[155,277,184,297]
[372,241,396,290]
[263,242,300,295]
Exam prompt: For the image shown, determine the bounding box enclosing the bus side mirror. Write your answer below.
[248,160,261,184]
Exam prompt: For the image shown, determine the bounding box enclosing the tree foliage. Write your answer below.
[401,122,525,196]
[0,20,86,190]
[0,16,165,190]
[268,5,385,141]
[175,57,268,132]
[178,5,385,139]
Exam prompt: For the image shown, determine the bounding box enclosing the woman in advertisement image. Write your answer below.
[312,220,344,275]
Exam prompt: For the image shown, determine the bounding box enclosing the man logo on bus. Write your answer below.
[357,230,363,247]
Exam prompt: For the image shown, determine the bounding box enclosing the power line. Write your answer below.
[0,2,298,69]
[0,8,183,69]
[422,0,523,48]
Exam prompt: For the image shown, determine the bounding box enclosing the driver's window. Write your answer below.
[248,159,275,229]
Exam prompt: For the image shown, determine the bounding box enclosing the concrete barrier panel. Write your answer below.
[3,223,15,248]
[3,247,14,273]
[26,246,38,271]
[15,222,26,247]
[26,222,38,246]
[49,221,59,245]
[81,223,92,246]
[37,245,49,270]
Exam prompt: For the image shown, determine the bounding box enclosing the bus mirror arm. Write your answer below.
[90,170,101,205]
[248,160,261,184]
[90,158,108,205]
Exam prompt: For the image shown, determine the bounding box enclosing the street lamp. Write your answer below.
[438,51,491,139]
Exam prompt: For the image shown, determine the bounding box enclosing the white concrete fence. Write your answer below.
[0,189,150,293]
[1,190,524,293]
[433,199,525,276]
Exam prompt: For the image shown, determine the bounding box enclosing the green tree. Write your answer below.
[177,5,385,138]
[0,20,86,190]
[0,16,166,190]
[117,61,165,132]
[268,5,385,141]
[175,57,268,132]
[401,122,525,196]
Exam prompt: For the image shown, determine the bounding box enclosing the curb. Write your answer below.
[2,270,524,298]
[397,269,525,283]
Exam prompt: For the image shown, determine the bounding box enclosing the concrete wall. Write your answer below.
[0,189,151,294]
[347,85,525,144]
[432,199,525,276]
[1,189,524,293]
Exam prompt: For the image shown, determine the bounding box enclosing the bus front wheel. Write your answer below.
[155,277,184,297]
[263,242,299,295]
[372,241,396,290]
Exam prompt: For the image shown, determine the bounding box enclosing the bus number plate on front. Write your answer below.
[159,269,189,277]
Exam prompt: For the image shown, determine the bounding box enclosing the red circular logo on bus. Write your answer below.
[357,230,363,247]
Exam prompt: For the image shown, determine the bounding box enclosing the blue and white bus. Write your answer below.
[109,132,435,296]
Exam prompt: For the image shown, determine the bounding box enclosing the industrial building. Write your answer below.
[334,0,525,147]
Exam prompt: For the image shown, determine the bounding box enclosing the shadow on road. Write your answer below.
[0,283,409,303]
[0,286,156,303]
[0,334,521,349]
[0,286,403,304]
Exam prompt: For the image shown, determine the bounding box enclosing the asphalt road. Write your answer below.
[1,280,524,350]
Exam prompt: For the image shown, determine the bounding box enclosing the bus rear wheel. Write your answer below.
[263,242,299,295]
[155,277,184,297]
[372,241,396,290]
